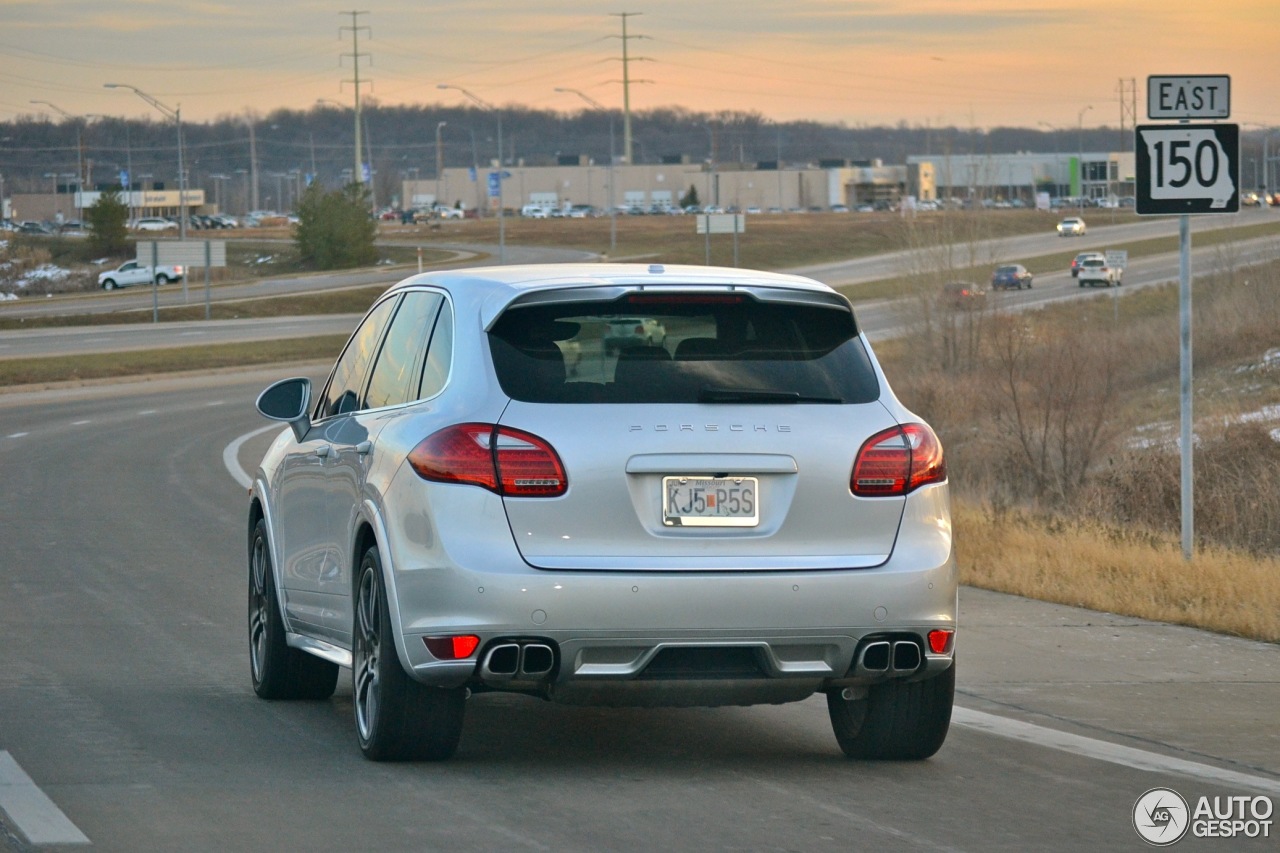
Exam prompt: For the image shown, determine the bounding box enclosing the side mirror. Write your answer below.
[256,377,313,443]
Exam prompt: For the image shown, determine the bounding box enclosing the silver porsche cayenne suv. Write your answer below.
[248,263,956,762]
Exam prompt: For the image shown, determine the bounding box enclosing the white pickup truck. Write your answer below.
[98,260,186,291]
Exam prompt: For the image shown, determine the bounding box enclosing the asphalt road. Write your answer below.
[790,204,1277,287]
[1,369,1277,851]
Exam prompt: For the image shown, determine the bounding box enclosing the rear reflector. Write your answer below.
[409,423,567,497]
[927,629,954,655]
[851,423,946,497]
[424,635,481,660]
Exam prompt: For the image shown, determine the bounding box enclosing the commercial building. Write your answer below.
[907,150,1135,204]
[8,188,206,224]
[402,149,1134,216]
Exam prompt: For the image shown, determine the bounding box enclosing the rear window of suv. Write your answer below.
[488,292,880,404]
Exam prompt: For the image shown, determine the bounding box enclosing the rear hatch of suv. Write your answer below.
[486,286,916,572]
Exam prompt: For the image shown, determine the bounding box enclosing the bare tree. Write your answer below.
[987,315,1125,504]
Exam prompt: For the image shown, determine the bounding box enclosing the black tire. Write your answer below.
[155,274,171,285]
[248,519,339,700]
[1025,278,1032,289]
[827,662,954,760]
[353,546,465,761]
[102,280,116,291]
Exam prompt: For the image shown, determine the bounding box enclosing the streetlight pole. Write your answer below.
[438,85,504,263]
[1076,104,1093,211]
[435,121,447,209]
[1038,121,1062,200]
[556,87,616,256]
[31,101,88,222]
[701,123,717,209]
[210,174,229,212]
[105,84,187,241]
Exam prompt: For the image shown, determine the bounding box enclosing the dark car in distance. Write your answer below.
[990,264,1032,290]
[942,281,986,309]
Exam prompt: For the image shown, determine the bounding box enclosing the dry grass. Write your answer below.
[954,498,1280,643]
[877,245,1280,642]
[381,209,1078,270]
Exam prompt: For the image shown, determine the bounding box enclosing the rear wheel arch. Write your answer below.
[348,514,416,680]
[247,499,265,550]
[350,521,380,599]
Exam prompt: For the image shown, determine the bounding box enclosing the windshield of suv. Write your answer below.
[489,293,880,404]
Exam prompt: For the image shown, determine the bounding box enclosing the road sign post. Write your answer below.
[1138,75,1236,562]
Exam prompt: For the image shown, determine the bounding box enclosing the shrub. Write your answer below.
[294,182,378,269]
[85,190,130,256]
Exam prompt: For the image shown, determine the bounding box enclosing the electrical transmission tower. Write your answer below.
[1118,77,1137,154]
[609,12,649,165]
[340,10,372,186]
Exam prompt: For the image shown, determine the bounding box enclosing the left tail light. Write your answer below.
[408,423,567,497]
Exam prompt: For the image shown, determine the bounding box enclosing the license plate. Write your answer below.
[662,476,759,527]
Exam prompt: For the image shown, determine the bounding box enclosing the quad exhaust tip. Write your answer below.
[481,641,556,680]
[854,638,922,677]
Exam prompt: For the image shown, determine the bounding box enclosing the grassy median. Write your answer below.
[0,335,348,388]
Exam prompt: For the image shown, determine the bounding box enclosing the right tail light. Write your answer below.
[851,423,946,497]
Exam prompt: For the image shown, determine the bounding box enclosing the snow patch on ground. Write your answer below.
[14,264,73,289]
[1128,350,1280,449]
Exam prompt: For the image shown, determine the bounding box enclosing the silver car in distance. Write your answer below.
[248,263,956,762]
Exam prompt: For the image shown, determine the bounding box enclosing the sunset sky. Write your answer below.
[2,1,1277,129]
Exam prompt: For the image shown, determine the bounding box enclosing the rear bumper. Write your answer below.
[383,484,957,701]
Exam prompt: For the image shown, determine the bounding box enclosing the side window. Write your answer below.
[315,296,398,420]
[364,291,443,410]
[418,299,454,400]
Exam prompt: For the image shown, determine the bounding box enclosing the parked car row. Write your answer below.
[130,214,244,231]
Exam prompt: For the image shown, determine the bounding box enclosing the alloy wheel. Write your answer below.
[353,568,382,742]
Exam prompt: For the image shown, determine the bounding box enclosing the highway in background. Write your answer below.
[1,216,1275,361]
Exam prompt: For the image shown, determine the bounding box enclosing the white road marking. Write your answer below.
[952,707,1280,796]
[0,751,89,845]
[71,420,92,426]
[223,424,282,489]
[137,409,157,416]
[6,432,28,439]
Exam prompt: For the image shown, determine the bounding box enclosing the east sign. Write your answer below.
[1147,75,1231,120]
